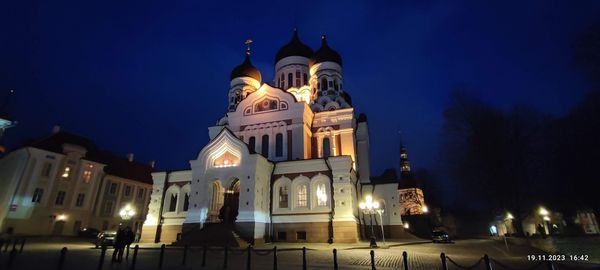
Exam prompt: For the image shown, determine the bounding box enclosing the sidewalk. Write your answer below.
[136,239,431,250]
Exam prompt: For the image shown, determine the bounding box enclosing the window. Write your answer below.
[303,73,308,85]
[334,79,339,91]
[55,191,66,205]
[249,137,256,152]
[261,135,269,157]
[295,70,301,87]
[103,201,114,215]
[73,220,82,234]
[82,164,93,183]
[109,183,118,194]
[169,194,178,212]
[75,193,85,207]
[183,193,190,211]
[316,183,327,206]
[322,137,331,158]
[287,73,293,89]
[61,167,71,178]
[275,133,283,157]
[32,188,44,203]
[279,186,288,208]
[321,78,328,90]
[296,231,307,241]
[277,231,287,241]
[102,221,109,230]
[124,185,132,197]
[280,73,285,88]
[137,188,145,200]
[41,163,52,177]
[297,185,307,207]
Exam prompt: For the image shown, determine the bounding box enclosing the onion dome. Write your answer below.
[275,29,314,63]
[230,50,262,81]
[310,35,342,66]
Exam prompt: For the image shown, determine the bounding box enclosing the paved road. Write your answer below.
[0,239,598,269]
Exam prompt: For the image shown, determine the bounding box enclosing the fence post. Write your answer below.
[19,239,25,253]
[273,246,278,270]
[483,254,492,270]
[440,253,447,270]
[130,245,139,270]
[7,246,18,269]
[333,248,338,270]
[546,261,555,270]
[302,246,308,270]
[57,247,67,270]
[12,240,18,251]
[370,250,376,270]
[224,246,229,268]
[246,245,252,270]
[158,244,165,268]
[402,251,408,270]
[3,239,9,252]
[97,245,106,270]
[202,246,207,267]
[182,245,188,265]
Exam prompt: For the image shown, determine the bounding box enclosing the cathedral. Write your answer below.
[140,31,426,244]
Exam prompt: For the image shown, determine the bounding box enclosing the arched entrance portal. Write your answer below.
[219,179,240,224]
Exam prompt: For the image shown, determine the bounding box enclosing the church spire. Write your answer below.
[399,136,411,173]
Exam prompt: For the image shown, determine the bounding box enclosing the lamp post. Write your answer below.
[538,207,550,236]
[119,205,136,226]
[359,195,384,248]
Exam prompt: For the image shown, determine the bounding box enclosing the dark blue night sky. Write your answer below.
[2,1,600,175]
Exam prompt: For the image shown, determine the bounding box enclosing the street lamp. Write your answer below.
[359,195,385,248]
[119,205,136,220]
[538,206,550,235]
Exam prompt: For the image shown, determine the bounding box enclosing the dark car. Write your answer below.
[78,227,100,238]
[95,231,117,248]
[432,230,451,243]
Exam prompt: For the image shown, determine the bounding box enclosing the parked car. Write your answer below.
[432,230,451,243]
[95,231,117,248]
[78,227,100,238]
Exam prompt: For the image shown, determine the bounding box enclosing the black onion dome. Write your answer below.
[310,35,342,66]
[230,51,261,81]
[275,29,314,63]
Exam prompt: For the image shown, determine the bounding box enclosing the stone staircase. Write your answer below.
[174,223,249,247]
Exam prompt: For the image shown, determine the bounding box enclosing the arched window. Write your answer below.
[295,70,301,87]
[322,137,331,158]
[279,185,288,208]
[334,79,339,91]
[303,73,308,85]
[321,78,328,90]
[275,133,283,157]
[261,135,269,157]
[249,137,256,152]
[297,185,308,207]
[169,193,178,212]
[288,73,293,89]
[280,73,285,88]
[183,193,190,211]
[316,183,327,206]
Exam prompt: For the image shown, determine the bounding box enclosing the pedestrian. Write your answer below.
[112,228,126,263]
[124,227,135,260]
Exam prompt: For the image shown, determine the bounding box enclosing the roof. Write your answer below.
[230,51,262,81]
[29,131,153,184]
[275,29,314,63]
[309,35,342,66]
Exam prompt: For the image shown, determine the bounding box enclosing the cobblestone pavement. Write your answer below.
[1,239,598,269]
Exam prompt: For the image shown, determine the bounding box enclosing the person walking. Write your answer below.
[124,227,135,260]
[112,228,126,263]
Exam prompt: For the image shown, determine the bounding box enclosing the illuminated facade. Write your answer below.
[0,126,153,236]
[142,31,411,244]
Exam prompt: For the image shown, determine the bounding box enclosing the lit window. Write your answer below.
[82,164,93,183]
[297,185,307,207]
[213,151,240,168]
[316,183,327,206]
[279,186,288,208]
[61,167,71,178]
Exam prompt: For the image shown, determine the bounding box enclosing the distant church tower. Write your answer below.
[398,144,427,215]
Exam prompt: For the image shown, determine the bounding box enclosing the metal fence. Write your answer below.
[0,239,590,270]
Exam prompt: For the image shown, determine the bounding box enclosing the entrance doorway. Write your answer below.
[52,221,65,235]
[219,179,240,224]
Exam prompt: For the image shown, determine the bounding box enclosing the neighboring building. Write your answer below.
[397,145,427,216]
[0,127,153,236]
[142,31,413,244]
[0,92,17,154]
[574,209,599,234]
